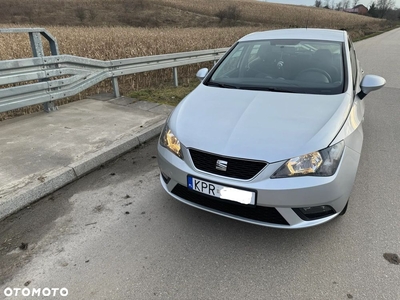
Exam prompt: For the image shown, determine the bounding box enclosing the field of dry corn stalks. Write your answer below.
[0,26,262,119]
[0,24,384,91]
[0,0,391,120]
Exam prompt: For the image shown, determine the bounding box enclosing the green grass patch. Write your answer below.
[128,80,200,106]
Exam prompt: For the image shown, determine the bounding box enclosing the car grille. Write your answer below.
[171,184,289,225]
[189,149,267,180]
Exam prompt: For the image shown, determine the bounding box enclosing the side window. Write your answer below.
[348,40,357,89]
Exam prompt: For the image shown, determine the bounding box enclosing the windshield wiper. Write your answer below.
[241,86,297,93]
[207,82,297,93]
[207,81,239,89]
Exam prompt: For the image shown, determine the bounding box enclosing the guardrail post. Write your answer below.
[112,77,120,98]
[29,31,57,112]
[173,67,178,87]
[29,32,45,57]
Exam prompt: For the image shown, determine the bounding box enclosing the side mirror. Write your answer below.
[196,68,208,81]
[358,75,386,100]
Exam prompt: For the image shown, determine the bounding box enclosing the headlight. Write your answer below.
[271,141,345,178]
[160,124,183,159]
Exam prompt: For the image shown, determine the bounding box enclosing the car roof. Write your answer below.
[238,28,347,43]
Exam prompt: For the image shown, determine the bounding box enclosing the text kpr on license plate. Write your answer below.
[187,176,255,205]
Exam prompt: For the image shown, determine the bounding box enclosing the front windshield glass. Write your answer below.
[207,39,345,95]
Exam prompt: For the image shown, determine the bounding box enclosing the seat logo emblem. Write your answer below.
[216,160,228,171]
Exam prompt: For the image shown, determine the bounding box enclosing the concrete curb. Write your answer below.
[0,119,165,221]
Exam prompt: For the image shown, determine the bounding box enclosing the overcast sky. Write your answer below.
[264,0,400,8]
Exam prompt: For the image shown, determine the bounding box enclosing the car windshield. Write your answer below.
[206,39,345,95]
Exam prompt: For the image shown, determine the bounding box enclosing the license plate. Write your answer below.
[187,176,255,205]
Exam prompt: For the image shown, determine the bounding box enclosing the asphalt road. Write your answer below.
[1,28,400,300]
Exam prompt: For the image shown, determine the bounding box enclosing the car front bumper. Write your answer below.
[157,142,360,229]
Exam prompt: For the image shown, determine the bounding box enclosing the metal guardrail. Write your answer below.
[0,28,229,114]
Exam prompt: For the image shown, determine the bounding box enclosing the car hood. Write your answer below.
[169,84,352,162]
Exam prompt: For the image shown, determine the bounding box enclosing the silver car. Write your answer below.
[157,28,385,229]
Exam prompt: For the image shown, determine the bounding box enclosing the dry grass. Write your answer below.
[0,0,223,28]
[0,0,393,120]
[0,0,387,30]
[158,0,384,30]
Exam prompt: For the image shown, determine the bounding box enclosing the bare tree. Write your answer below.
[376,0,395,17]
[315,0,322,7]
[215,5,241,25]
[331,0,336,9]
[336,1,343,10]
[343,0,350,9]
[353,0,360,6]
[75,6,86,22]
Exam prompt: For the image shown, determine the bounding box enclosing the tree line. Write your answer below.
[314,0,399,19]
